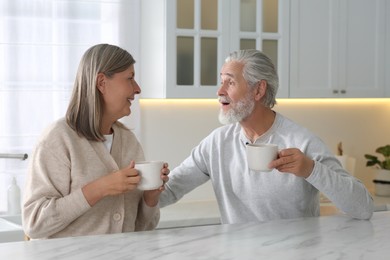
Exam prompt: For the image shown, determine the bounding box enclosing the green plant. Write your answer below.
[365,145,390,170]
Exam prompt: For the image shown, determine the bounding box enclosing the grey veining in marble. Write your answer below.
[1,212,389,260]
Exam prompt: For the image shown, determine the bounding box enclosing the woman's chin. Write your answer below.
[119,109,131,119]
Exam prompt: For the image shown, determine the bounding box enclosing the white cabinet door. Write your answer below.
[289,0,336,98]
[289,0,387,98]
[140,0,288,98]
[229,0,289,98]
[140,0,226,98]
[338,0,386,97]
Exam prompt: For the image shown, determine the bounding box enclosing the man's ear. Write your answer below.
[96,73,106,93]
[254,80,267,101]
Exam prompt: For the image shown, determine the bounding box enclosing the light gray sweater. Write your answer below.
[160,112,374,223]
[23,118,159,239]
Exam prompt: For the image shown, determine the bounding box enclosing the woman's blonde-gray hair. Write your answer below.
[66,44,135,141]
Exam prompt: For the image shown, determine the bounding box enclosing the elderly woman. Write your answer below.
[23,44,169,239]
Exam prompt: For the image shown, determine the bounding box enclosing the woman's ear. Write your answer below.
[96,73,106,93]
[254,80,267,101]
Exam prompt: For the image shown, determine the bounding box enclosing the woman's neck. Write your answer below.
[100,117,114,135]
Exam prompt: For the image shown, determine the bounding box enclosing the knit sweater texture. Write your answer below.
[23,118,159,239]
[160,112,374,223]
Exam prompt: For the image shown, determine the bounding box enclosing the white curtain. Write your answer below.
[0,0,141,213]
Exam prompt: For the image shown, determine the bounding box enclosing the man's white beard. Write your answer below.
[218,92,255,125]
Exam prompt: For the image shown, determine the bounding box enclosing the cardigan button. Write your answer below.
[113,213,121,221]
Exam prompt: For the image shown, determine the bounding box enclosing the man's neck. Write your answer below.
[240,108,275,143]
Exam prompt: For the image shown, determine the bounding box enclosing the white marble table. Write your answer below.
[157,200,221,229]
[1,211,389,260]
[156,194,390,228]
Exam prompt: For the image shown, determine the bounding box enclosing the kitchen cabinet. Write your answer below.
[289,0,388,98]
[140,0,289,98]
[140,0,388,99]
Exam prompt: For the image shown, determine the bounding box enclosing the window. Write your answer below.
[0,0,140,213]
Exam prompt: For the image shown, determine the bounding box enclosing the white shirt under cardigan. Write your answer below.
[160,112,374,223]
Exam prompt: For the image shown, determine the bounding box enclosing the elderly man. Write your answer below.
[160,49,373,223]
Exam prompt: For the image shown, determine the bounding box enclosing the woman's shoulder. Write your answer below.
[112,121,139,143]
[37,117,78,146]
[41,117,72,136]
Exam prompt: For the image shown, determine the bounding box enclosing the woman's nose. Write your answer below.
[134,81,141,94]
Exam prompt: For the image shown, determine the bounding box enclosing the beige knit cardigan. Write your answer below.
[23,118,159,239]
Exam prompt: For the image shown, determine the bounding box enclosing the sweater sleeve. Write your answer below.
[134,200,160,231]
[23,141,91,239]
[306,156,374,220]
[274,114,374,220]
[159,141,211,208]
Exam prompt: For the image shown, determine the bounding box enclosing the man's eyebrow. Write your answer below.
[220,72,234,78]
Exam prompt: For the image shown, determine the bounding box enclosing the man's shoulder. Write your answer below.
[276,113,322,145]
[277,113,313,134]
[210,123,240,136]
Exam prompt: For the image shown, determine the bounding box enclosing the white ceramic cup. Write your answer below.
[246,144,278,172]
[135,161,164,190]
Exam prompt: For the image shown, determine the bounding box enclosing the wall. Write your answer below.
[140,99,390,202]
[2,99,387,213]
